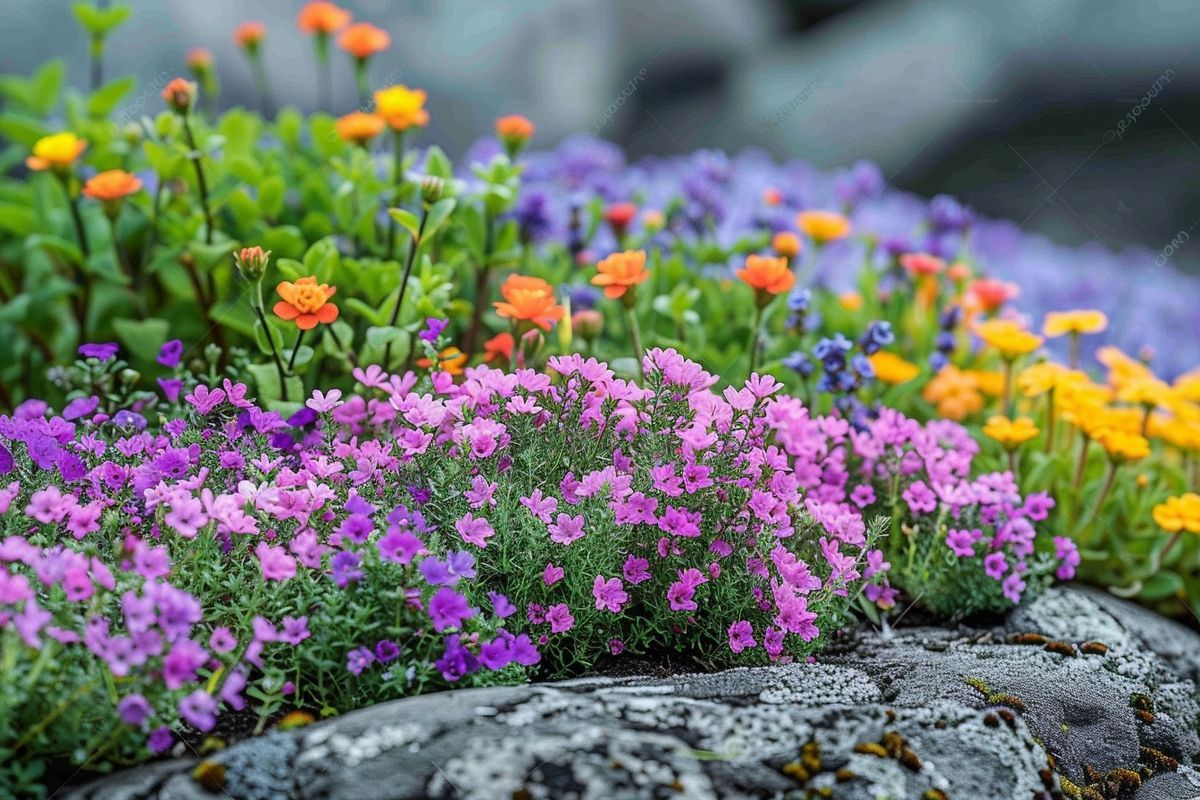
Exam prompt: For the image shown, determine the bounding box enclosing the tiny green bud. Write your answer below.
[234,246,271,281]
[421,176,445,204]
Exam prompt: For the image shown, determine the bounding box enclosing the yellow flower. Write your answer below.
[1043,309,1107,338]
[1095,429,1150,461]
[1117,376,1174,409]
[868,352,919,385]
[373,85,428,131]
[1174,368,1200,402]
[795,210,851,243]
[983,415,1039,448]
[974,319,1043,359]
[1149,413,1200,452]
[1097,346,1153,389]
[964,369,1005,398]
[1017,362,1087,398]
[838,290,863,311]
[26,132,87,171]
[1152,493,1200,533]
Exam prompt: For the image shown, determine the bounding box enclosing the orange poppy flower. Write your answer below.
[335,112,385,144]
[273,276,339,330]
[591,250,650,302]
[493,274,564,331]
[738,254,795,303]
[496,115,535,145]
[484,332,515,364]
[338,22,390,59]
[233,21,266,49]
[25,133,87,171]
[297,2,351,34]
[373,85,428,131]
[82,170,143,202]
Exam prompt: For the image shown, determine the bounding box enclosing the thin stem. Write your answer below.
[1069,333,1080,370]
[355,58,369,107]
[181,115,214,244]
[251,54,274,117]
[386,129,407,259]
[1072,435,1090,491]
[462,212,494,357]
[625,304,643,382]
[253,288,289,402]
[384,203,428,369]
[747,303,765,377]
[288,328,307,372]
[316,36,332,110]
[108,213,144,316]
[56,173,91,336]
[1078,461,1118,533]
[1008,448,1018,476]
[325,322,359,368]
[1002,358,1014,418]
[1043,388,1056,453]
[90,36,102,91]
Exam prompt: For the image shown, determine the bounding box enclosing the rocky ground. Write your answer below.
[68,587,1200,799]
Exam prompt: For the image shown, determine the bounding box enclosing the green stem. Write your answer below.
[1043,389,1056,453]
[251,53,274,117]
[316,36,332,110]
[384,202,428,369]
[386,129,407,260]
[1069,333,1080,370]
[108,212,145,316]
[181,115,214,245]
[747,303,765,377]
[288,328,307,372]
[462,211,494,357]
[1077,460,1118,533]
[326,322,359,368]
[1072,435,1090,491]
[355,58,369,107]
[1002,357,1014,418]
[253,288,289,402]
[625,304,643,381]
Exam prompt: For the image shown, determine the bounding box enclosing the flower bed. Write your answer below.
[0,2,1197,795]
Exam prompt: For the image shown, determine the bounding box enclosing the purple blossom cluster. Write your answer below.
[1,347,1070,768]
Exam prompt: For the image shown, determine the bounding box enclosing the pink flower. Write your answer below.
[184,385,226,415]
[592,575,628,612]
[520,489,558,523]
[623,555,651,584]
[1054,536,1080,581]
[545,603,575,633]
[543,562,564,586]
[727,620,756,653]
[455,513,495,548]
[256,542,296,581]
[306,389,344,413]
[547,513,585,545]
[464,476,498,509]
[26,486,75,524]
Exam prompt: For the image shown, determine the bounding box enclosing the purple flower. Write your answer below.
[147,726,173,754]
[157,339,184,368]
[727,620,757,653]
[592,575,628,613]
[117,693,152,725]
[178,690,217,732]
[78,342,119,361]
[489,591,516,618]
[280,615,310,645]
[375,639,401,663]
[347,646,375,675]
[428,587,475,632]
[157,378,183,402]
[331,550,364,588]
[419,317,449,343]
[62,395,100,421]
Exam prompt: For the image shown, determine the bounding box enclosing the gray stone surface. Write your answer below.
[68,587,1200,799]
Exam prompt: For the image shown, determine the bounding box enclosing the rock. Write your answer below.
[67,587,1200,800]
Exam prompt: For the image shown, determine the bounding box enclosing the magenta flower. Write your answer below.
[347,646,375,675]
[727,620,757,653]
[117,693,152,725]
[543,562,564,587]
[545,603,575,633]
[455,513,495,548]
[622,555,651,584]
[428,587,475,631]
[179,690,217,732]
[78,342,119,361]
[547,513,585,545]
[256,542,297,582]
[592,575,628,613]
[157,339,183,367]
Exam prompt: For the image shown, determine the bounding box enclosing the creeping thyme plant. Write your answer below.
[0,1,1197,793]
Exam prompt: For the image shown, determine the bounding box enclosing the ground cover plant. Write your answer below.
[0,2,1197,795]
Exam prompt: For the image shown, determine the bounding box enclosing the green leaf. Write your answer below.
[388,208,421,242]
[113,318,171,362]
[87,76,135,118]
[258,175,286,219]
[247,362,303,405]
[281,345,315,374]
[1141,570,1183,601]
[26,234,83,266]
[72,2,131,35]
[421,198,457,241]
[423,146,453,179]
[346,297,384,326]
[366,325,405,348]
[29,60,67,116]
[0,112,48,147]
[0,204,35,236]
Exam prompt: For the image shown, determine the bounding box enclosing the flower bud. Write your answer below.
[495,114,535,157]
[162,77,197,114]
[234,246,271,281]
[572,309,603,343]
[421,176,445,204]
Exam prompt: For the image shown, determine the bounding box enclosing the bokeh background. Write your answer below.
[5,0,1199,273]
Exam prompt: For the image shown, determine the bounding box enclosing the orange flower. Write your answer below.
[762,188,783,206]
[82,170,143,202]
[493,274,564,330]
[738,255,794,303]
[297,2,351,34]
[25,133,87,171]
[161,77,197,112]
[273,276,339,330]
[496,115,535,146]
[604,202,638,234]
[418,346,468,375]
[186,47,213,71]
[591,250,650,303]
[373,85,428,131]
[795,210,851,243]
[899,252,945,276]
[233,21,266,49]
[838,290,863,311]
[946,261,971,282]
[967,277,1018,312]
[772,231,802,259]
[335,112,385,144]
[484,332,515,364]
[338,22,390,59]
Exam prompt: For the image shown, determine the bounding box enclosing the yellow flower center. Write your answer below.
[292,285,327,313]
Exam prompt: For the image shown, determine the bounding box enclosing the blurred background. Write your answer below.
[5,0,1199,274]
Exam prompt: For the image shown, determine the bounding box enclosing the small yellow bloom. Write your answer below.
[868,352,919,385]
[1152,493,1200,533]
[795,210,851,243]
[838,290,863,311]
[1173,368,1200,402]
[772,231,802,259]
[983,415,1040,448]
[1018,361,1087,398]
[373,85,428,131]
[974,319,1043,359]
[1043,309,1108,338]
[1097,346,1153,389]
[1117,376,1174,409]
[1095,428,1150,461]
[26,132,87,171]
